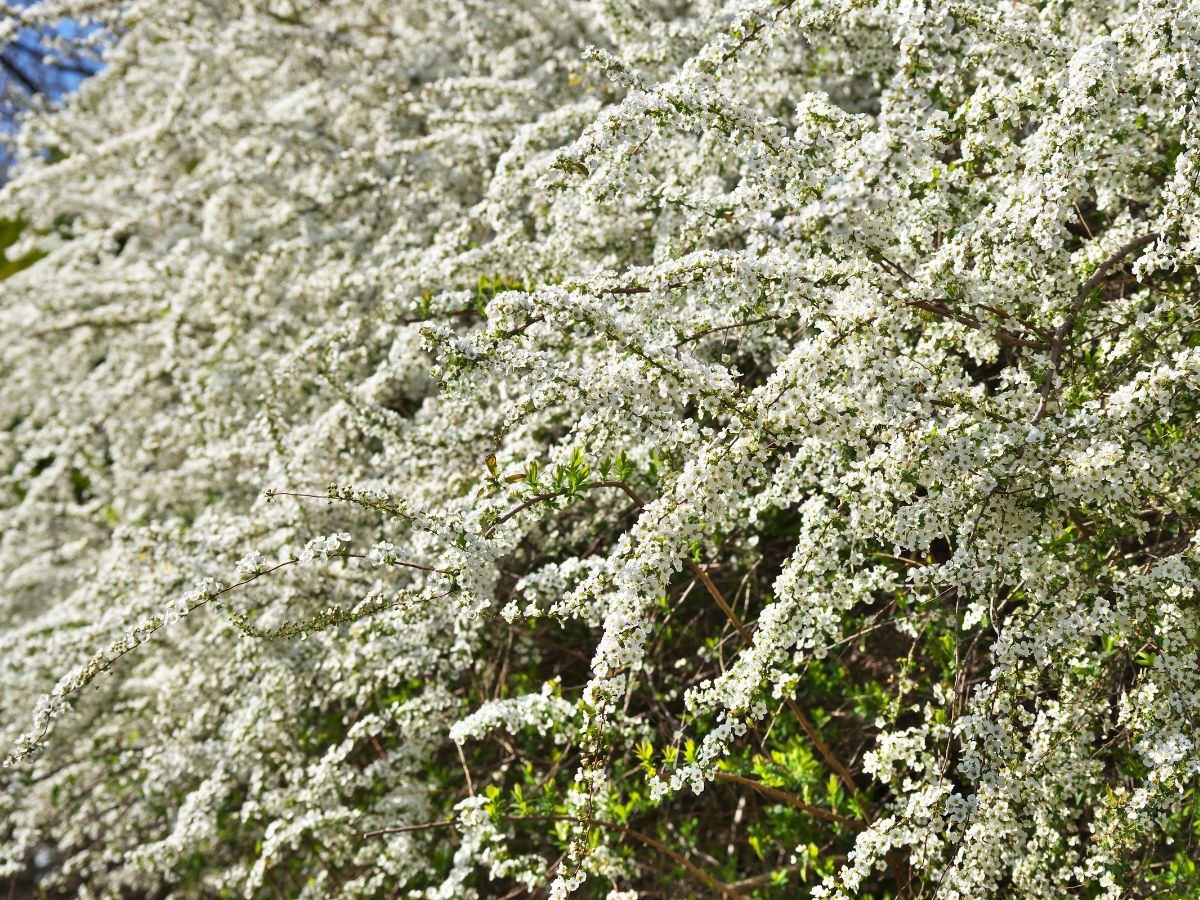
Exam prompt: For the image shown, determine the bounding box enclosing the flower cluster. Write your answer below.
[298,532,351,564]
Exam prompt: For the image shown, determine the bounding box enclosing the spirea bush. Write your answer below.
[1,1,1199,897]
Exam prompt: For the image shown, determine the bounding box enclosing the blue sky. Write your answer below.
[1,2,106,179]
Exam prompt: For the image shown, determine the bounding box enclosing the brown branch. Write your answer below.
[25,316,155,338]
[726,857,845,893]
[720,0,799,64]
[484,481,643,538]
[1032,232,1159,423]
[0,53,42,95]
[906,298,1049,350]
[364,819,453,837]
[686,560,867,806]
[504,315,544,337]
[601,280,691,296]
[675,313,790,347]
[714,771,861,828]
[873,252,1051,350]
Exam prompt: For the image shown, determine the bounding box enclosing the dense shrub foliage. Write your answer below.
[2,1,1200,897]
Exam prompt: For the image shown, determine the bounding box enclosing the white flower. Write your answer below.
[298,532,351,564]
[235,551,266,577]
[365,541,394,567]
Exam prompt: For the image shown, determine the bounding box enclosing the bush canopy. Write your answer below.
[2,1,1200,897]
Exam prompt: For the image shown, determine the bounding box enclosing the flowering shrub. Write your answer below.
[2,0,1199,897]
